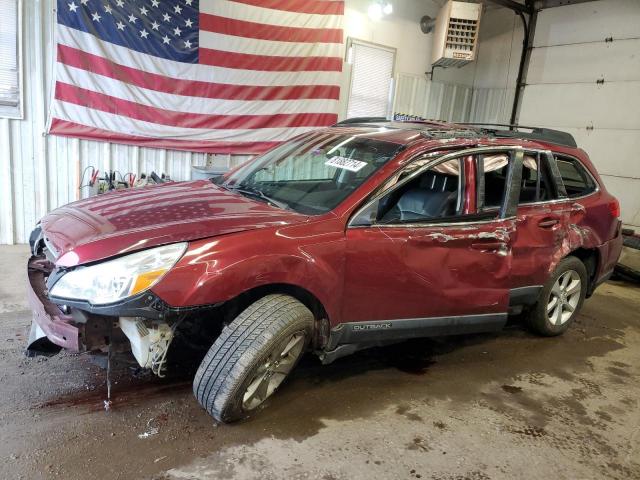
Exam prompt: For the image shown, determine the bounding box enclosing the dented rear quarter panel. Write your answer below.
[512,144,621,287]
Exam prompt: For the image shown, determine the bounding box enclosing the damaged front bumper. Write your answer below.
[26,254,215,375]
[26,255,171,358]
[27,256,82,354]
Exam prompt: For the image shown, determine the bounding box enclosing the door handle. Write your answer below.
[538,217,560,229]
[470,240,506,251]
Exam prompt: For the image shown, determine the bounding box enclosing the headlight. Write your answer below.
[49,243,187,305]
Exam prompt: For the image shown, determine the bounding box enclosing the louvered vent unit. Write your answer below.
[431,1,482,68]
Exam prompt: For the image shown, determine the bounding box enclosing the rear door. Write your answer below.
[341,148,524,339]
[509,151,570,296]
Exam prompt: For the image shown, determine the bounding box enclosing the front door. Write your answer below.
[340,149,523,341]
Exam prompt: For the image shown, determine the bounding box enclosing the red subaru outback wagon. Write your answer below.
[26,120,623,422]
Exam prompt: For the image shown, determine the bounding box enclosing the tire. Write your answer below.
[193,294,313,423]
[526,256,588,336]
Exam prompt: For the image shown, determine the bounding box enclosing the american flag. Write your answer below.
[48,0,344,153]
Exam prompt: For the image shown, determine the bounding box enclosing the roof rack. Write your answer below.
[332,118,578,148]
[333,117,388,126]
[419,128,480,140]
[457,123,577,148]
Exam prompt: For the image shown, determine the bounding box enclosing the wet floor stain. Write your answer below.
[501,384,523,394]
[34,379,193,413]
[509,425,547,438]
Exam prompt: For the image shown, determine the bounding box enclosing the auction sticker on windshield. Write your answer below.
[325,156,368,172]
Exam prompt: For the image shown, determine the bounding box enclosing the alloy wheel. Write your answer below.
[242,331,306,411]
[546,270,582,325]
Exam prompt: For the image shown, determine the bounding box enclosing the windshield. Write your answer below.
[221,132,403,215]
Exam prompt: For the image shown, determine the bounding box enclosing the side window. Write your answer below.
[519,153,558,203]
[477,154,508,211]
[555,157,596,198]
[376,159,463,224]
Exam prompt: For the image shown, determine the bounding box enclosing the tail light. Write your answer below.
[608,198,620,218]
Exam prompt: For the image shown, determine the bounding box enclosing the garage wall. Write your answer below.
[443,0,640,228]
[393,73,474,122]
[519,0,640,228]
[391,6,520,125]
[0,0,443,245]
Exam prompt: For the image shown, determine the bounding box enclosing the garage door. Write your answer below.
[517,0,640,227]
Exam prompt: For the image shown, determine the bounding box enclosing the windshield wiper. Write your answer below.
[229,184,290,211]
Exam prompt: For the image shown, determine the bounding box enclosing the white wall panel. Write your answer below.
[519,0,640,226]
[533,0,640,47]
[469,86,514,124]
[392,73,473,123]
[518,82,640,130]
[556,128,640,180]
[527,39,640,85]
[600,175,640,228]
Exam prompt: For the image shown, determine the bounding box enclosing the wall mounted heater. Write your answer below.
[431,1,482,68]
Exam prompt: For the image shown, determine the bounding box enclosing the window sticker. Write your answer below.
[325,156,368,172]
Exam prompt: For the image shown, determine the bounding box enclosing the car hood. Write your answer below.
[39,180,308,266]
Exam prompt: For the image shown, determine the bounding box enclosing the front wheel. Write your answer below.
[526,256,588,336]
[193,294,313,423]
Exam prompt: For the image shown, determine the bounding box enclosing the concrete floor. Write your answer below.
[1,244,639,480]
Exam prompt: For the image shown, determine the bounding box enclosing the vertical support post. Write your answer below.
[510,9,538,126]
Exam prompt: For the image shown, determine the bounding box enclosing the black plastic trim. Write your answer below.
[321,314,507,364]
[48,291,220,320]
[333,117,388,126]
[502,150,524,218]
[509,286,542,306]
[326,314,507,351]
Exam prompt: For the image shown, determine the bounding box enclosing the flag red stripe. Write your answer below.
[49,118,283,154]
[199,48,342,72]
[200,13,343,43]
[55,82,338,129]
[230,0,345,15]
[57,44,341,101]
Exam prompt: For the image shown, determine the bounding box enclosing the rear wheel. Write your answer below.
[193,294,313,422]
[526,256,588,336]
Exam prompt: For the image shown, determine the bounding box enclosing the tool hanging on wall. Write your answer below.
[79,167,172,196]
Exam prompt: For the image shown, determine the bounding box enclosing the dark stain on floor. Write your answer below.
[501,384,523,394]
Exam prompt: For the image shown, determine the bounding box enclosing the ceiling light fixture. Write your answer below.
[368,1,392,21]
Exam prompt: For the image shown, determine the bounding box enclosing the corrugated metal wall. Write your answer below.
[394,73,474,123]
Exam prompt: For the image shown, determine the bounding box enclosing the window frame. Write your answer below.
[0,0,23,119]
[372,156,465,226]
[348,146,525,228]
[553,154,600,200]
[515,150,564,206]
[344,37,397,120]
